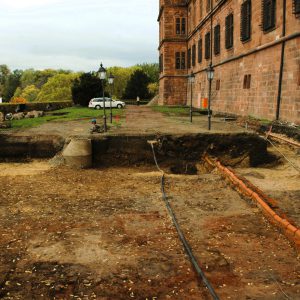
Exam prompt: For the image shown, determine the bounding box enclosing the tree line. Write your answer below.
[0,63,159,105]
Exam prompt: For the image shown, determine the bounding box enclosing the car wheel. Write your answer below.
[117,104,123,109]
[95,105,101,110]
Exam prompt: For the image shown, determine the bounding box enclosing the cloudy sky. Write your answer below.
[0,0,158,72]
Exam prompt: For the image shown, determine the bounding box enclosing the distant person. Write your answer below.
[136,96,140,106]
[90,119,101,134]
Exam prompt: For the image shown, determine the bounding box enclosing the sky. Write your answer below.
[0,0,159,72]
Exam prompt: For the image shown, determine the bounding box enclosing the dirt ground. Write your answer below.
[3,106,246,138]
[0,161,299,299]
[235,143,300,227]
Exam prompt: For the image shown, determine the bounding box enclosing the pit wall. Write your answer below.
[0,101,72,115]
[0,133,273,168]
[92,134,272,168]
[0,134,65,159]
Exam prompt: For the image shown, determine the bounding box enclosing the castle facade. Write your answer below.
[158,0,300,123]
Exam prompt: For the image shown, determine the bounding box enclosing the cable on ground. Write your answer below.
[149,142,220,300]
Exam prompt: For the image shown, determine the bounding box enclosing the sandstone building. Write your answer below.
[158,0,300,123]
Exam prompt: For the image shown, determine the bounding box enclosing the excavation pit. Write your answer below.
[0,133,299,299]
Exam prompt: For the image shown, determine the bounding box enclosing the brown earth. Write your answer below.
[0,162,299,299]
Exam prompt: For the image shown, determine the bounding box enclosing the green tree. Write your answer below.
[71,72,105,106]
[106,66,138,99]
[20,85,40,102]
[123,70,151,100]
[0,65,11,101]
[20,69,60,89]
[2,70,23,102]
[147,82,159,97]
[36,73,78,102]
[136,63,159,83]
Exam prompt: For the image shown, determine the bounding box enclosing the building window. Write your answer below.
[188,48,191,68]
[206,0,211,13]
[175,52,181,69]
[205,32,211,59]
[225,13,234,49]
[243,74,251,89]
[175,18,186,35]
[262,0,276,32]
[293,0,300,15]
[241,0,252,42]
[182,18,186,34]
[216,79,221,91]
[176,18,181,34]
[181,52,186,69]
[175,52,186,70]
[159,54,163,73]
[192,44,196,66]
[198,38,203,63]
[214,24,220,55]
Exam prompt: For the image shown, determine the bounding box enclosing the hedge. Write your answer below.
[0,101,72,115]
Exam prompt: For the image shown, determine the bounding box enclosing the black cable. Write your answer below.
[150,143,220,300]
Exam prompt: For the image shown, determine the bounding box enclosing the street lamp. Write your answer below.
[98,63,107,132]
[188,72,195,123]
[206,63,214,131]
[108,73,115,124]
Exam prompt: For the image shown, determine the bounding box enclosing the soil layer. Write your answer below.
[0,162,299,299]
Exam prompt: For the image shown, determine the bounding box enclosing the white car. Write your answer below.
[88,98,125,109]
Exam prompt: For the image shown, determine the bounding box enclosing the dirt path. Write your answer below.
[0,162,299,299]
[2,106,246,138]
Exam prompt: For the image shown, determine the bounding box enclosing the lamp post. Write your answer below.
[188,72,195,123]
[108,73,115,124]
[98,63,107,132]
[206,63,214,131]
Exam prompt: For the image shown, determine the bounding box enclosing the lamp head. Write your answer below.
[206,65,215,80]
[108,73,115,85]
[98,63,106,80]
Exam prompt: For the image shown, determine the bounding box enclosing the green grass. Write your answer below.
[4,107,125,129]
[151,106,190,116]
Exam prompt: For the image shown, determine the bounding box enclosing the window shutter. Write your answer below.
[175,52,181,69]
[262,0,276,32]
[205,32,211,59]
[188,48,191,68]
[176,18,180,34]
[182,18,186,34]
[225,14,234,49]
[198,39,203,63]
[192,44,196,66]
[214,25,220,55]
[181,52,186,69]
[241,0,251,42]
[293,0,300,14]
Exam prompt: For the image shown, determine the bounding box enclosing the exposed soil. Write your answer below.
[235,143,300,228]
[0,162,299,299]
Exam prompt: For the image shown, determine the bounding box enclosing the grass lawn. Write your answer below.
[4,107,125,129]
[151,106,210,117]
[151,106,190,116]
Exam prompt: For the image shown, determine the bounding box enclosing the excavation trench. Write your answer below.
[0,133,299,300]
[0,133,276,169]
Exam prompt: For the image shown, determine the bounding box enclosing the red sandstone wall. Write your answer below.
[159,0,300,123]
